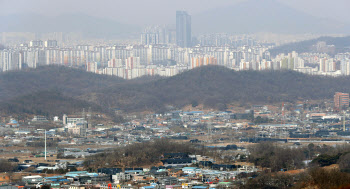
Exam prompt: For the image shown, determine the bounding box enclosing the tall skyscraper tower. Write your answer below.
[176,11,191,48]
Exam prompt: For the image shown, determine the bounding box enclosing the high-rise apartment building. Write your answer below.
[191,55,217,69]
[44,40,58,48]
[176,11,191,48]
[29,40,43,47]
[341,59,350,75]
[334,92,350,109]
[141,33,159,45]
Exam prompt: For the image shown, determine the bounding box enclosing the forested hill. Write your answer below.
[0,66,124,102]
[0,66,125,117]
[0,90,107,117]
[1,65,350,115]
[269,36,350,57]
[89,66,350,112]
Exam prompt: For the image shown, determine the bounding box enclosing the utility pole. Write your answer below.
[45,130,46,160]
[281,102,285,125]
[88,107,92,129]
[38,129,47,160]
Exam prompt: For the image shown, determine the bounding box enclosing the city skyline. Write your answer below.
[1,0,350,26]
[1,0,350,35]
[2,36,350,79]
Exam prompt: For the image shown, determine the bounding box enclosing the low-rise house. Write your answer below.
[168,168,183,178]
[191,186,208,189]
[99,183,136,189]
[22,175,43,184]
[112,173,131,184]
[69,185,85,189]
[238,165,258,173]
[44,176,70,184]
[162,158,194,167]
[8,158,19,162]
[140,183,158,189]
[32,116,49,122]
[165,185,182,189]
[132,175,155,183]
[23,159,33,163]
[211,164,236,171]
[182,167,201,175]
[91,175,110,184]
[158,177,179,185]
[125,170,144,175]
[0,186,18,189]
[217,182,233,188]
[65,171,99,184]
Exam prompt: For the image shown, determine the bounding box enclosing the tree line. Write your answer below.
[83,138,216,170]
[4,65,350,114]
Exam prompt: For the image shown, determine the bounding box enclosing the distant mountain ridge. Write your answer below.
[0,13,140,38]
[193,0,350,34]
[1,66,350,116]
[2,0,349,38]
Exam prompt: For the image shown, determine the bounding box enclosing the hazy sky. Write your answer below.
[1,0,350,26]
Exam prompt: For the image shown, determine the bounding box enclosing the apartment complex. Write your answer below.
[334,92,350,109]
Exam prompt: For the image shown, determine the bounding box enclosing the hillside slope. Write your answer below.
[2,66,350,114]
[83,66,350,112]
[193,0,349,34]
[269,36,350,56]
[0,90,106,117]
[0,66,124,102]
